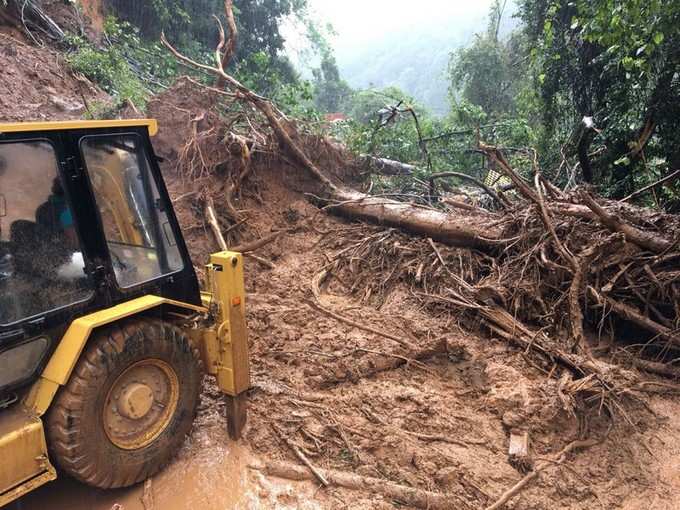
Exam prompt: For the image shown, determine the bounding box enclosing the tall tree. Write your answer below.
[447,1,524,120]
[105,0,308,72]
[312,53,353,113]
[518,0,680,191]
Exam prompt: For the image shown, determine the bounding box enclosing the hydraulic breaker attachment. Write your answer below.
[198,251,251,439]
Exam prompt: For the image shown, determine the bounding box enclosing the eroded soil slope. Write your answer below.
[0,31,106,123]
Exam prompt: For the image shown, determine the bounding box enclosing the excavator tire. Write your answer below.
[47,318,202,488]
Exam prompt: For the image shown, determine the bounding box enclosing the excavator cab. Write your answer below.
[0,120,250,506]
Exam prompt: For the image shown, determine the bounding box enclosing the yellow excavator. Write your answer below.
[0,119,250,505]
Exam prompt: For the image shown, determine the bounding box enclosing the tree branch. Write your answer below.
[429,171,510,209]
[579,192,673,253]
[621,169,680,203]
[216,0,238,87]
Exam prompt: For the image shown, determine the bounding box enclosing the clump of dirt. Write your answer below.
[144,78,360,269]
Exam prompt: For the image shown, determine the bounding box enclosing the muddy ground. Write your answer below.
[3,25,680,510]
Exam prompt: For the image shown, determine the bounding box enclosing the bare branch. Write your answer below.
[429,171,510,209]
[621,169,680,203]
[216,0,238,86]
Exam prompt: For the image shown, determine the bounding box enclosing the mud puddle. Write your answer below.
[11,409,321,510]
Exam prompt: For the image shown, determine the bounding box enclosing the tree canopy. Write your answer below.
[52,0,680,209]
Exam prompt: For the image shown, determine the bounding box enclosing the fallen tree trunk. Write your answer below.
[328,188,504,249]
[361,155,416,176]
[162,31,506,250]
[250,460,471,509]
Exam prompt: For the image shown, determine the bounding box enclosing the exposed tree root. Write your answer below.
[632,358,680,379]
[580,192,673,253]
[250,460,472,509]
[589,288,680,348]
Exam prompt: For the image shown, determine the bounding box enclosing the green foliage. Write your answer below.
[340,88,423,160]
[66,17,182,111]
[103,17,180,85]
[66,30,145,108]
[439,1,541,186]
[234,50,319,118]
[232,0,308,64]
[98,0,324,117]
[448,33,520,118]
[345,87,411,124]
[105,0,308,79]
[337,87,487,195]
[576,0,672,75]
[518,0,680,199]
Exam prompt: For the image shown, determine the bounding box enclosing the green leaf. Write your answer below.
[653,32,664,45]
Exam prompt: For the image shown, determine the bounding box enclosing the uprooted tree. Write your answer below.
[161,1,679,507]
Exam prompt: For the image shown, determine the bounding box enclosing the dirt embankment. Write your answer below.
[0,32,106,123]
[2,25,680,510]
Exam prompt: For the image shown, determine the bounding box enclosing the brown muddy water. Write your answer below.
[9,421,319,510]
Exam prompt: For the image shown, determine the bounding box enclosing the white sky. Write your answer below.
[306,0,499,49]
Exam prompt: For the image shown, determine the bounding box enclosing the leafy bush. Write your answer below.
[66,38,145,107]
[65,20,148,109]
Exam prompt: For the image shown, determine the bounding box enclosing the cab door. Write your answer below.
[0,132,97,396]
[65,127,201,307]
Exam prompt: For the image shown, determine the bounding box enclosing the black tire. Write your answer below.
[47,319,202,489]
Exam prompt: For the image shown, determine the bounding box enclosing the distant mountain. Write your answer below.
[330,3,519,116]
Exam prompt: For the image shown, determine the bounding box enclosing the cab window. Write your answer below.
[80,134,183,288]
[0,140,92,325]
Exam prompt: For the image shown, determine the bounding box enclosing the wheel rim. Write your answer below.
[103,359,180,450]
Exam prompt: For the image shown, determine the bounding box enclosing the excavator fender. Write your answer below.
[22,295,206,417]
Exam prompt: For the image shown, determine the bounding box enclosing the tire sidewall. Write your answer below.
[50,320,202,487]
